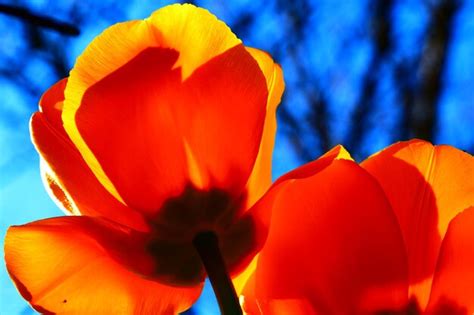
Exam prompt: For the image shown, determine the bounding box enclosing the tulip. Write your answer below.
[5,4,283,314]
[241,140,474,315]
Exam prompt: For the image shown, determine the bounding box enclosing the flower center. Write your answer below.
[151,185,242,242]
[142,184,258,286]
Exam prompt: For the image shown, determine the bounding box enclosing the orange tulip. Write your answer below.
[240,139,474,315]
[5,4,283,314]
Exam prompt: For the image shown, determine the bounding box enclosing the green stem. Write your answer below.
[193,231,242,315]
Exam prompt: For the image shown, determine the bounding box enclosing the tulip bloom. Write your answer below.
[5,4,283,314]
[240,140,474,315]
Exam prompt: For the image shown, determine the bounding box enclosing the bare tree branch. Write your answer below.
[0,4,80,36]
[345,0,394,155]
[410,0,461,140]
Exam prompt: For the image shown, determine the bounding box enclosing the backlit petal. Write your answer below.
[243,160,408,314]
[75,47,189,213]
[234,255,258,296]
[38,78,67,130]
[63,19,157,204]
[244,47,285,208]
[252,144,353,245]
[5,216,202,314]
[73,44,267,214]
[241,297,317,315]
[427,207,474,314]
[32,80,149,231]
[62,4,241,203]
[63,4,267,211]
[274,144,352,185]
[176,44,268,196]
[233,145,351,296]
[361,139,474,307]
[147,4,241,79]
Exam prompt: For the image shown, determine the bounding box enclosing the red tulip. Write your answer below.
[5,4,283,314]
[240,140,474,315]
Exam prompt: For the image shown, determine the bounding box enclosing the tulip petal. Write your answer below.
[242,160,409,314]
[5,216,202,314]
[232,145,350,297]
[241,297,317,315]
[63,4,268,211]
[75,47,190,213]
[177,44,268,196]
[32,80,149,231]
[244,47,285,208]
[426,207,474,314]
[63,4,242,207]
[147,4,241,79]
[274,144,352,185]
[252,144,353,245]
[73,44,267,214]
[38,78,67,130]
[361,139,474,307]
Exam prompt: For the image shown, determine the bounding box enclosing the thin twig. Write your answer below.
[0,4,79,36]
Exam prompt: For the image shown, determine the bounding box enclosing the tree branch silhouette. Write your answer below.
[410,0,460,140]
[0,4,79,36]
[345,0,395,156]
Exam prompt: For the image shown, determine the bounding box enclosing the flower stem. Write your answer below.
[193,231,242,315]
